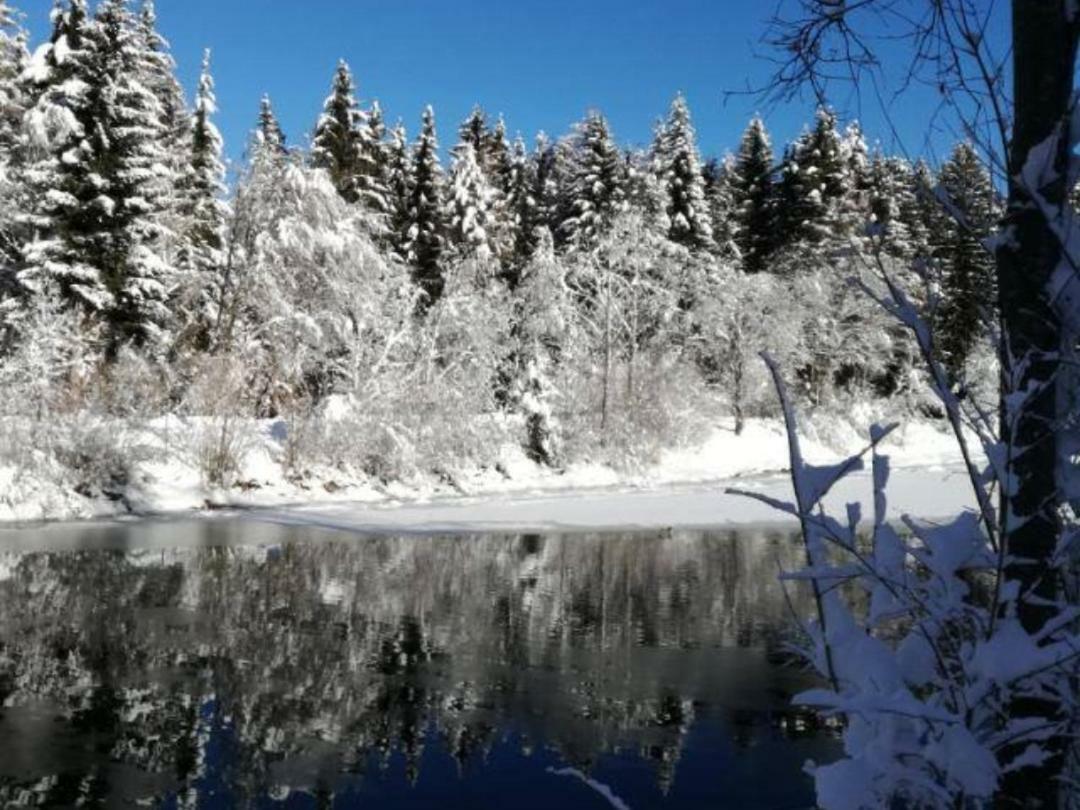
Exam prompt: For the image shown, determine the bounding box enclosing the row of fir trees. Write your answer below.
[0,0,1001,470]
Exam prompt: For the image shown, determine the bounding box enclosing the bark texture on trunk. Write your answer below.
[998,3,1079,805]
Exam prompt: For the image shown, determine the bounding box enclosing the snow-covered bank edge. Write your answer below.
[0,414,974,529]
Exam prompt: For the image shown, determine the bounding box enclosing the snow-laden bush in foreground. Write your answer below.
[732,292,1079,808]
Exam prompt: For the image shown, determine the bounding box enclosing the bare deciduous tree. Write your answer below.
[762,1,1080,805]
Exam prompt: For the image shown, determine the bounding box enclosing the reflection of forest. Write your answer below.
[0,525,825,807]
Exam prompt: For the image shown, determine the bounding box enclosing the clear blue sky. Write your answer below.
[22,1,974,167]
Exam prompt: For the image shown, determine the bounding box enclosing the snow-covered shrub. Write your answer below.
[85,347,172,419]
[789,266,897,406]
[302,269,512,482]
[181,354,259,488]
[696,267,803,431]
[733,280,1078,808]
[49,412,150,501]
[220,152,402,413]
[557,352,719,469]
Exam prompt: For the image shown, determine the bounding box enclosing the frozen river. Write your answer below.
[0,517,840,808]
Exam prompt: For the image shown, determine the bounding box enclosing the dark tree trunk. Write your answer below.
[998,3,1079,805]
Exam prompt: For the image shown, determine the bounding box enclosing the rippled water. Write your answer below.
[0,519,838,808]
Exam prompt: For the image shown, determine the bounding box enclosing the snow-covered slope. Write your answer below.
[0,415,975,527]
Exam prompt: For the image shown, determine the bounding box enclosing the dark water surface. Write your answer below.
[0,519,837,808]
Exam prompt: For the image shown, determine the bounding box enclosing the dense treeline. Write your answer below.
[0,0,999,491]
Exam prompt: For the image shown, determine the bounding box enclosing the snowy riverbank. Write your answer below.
[0,413,977,528]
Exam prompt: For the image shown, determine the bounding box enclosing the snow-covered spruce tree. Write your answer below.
[483,115,515,265]
[384,121,412,263]
[500,136,539,288]
[773,107,850,266]
[531,132,561,240]
[173,49,228,355]
[838,120,872,248]
[505,229,569,465]
[18,0,95,310]
[457,104,488,159]
[256,93,287,154]
[131,0,190,279]
[446,142,496,271]
[624,146,670,236]
[355,99,392,236]
[861,153,926,397]
[0,0,26,155]
[651,93,714,252]
[405,105,445,311]
[866,153,917,260]
[453,106,512,263]
[730,116,775,272]
[311,60,364,204]
[22,0,173,355]
[484,115,514,195]
[0,0,27,283]
[211,105,292,359]
[559,111,625,250]
[134,1,187,189]
[933,141,998,379]
[702,155,740,262]
[457,104,509,187]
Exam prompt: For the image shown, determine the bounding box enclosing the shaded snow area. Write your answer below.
[0,415,975,528]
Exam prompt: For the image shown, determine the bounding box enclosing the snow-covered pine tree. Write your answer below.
[447,142,496,268]
[651,93,714,252]
[405,105,445,310]
[174,48,228,354]
[256,93,287,154]
[933,141,998,378]
[560,111,625,249]
[730,116,774,273]
[22,0,173,353]
[311,60,364,204]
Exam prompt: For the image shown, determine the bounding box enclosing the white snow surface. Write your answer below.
[0,415,976,531]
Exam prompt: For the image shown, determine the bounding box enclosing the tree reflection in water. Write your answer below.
[0,523,839,808]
